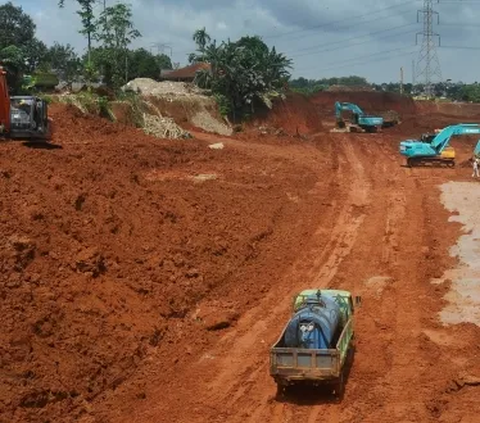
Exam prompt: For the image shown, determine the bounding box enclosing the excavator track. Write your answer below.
[407,157,455,168]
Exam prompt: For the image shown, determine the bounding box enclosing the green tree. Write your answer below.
[0,2,35,49]
[156,53,172,71]
[189,27,212,63]
[24,39,49,73]
[0,3,53,91]
[47,42,81,83]
[0,45,25,92]
[193,27,210,52]
[84,47,109,84]
[127,48,172,80]
[460,84,480,103]
[95,3,141,88]
[58,0,96,62]
[192,31,292,119]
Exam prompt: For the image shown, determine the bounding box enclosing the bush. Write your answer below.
[190,33,292,121]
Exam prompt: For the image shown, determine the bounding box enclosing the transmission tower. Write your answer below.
[415,0,442,97]
[151,43,173,57]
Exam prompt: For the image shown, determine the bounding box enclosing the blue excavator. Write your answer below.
[334,101,384,133]
[399,123,480,167]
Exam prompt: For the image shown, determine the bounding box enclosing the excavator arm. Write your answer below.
[334,101,383,132]
[399,123,480,167]
[430,124,480,153]
[335,101,365,118]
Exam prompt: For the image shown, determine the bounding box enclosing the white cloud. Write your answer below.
[17,0,480,83]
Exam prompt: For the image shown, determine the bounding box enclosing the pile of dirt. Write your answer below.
[415,100,480,118]
[121,79,232,136]
[0,103,324,423]
[311,90,416,117]
[326,85,374,92]
[122,78,208,99]
[142,113,191,139]
[145,96,232,136]
[248,92,324,136]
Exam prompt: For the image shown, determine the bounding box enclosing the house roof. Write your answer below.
[161,62,211,80]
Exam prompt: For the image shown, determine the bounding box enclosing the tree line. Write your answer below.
[188,27,292,119]
[3,0,479,124]
[0,1,172,93]
[289,76,480,102]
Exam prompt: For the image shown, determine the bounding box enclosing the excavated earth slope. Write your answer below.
[1,97,480,423]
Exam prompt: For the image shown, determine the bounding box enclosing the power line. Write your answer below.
[261,0,418,40]
[268,11,413,45]
[173,1,418,56]
[289,25,416,59]
[282,22,415,57]
[415,0,442,96]
[293,46,415,74]
[293,49,416,76]
[440,45,480,50]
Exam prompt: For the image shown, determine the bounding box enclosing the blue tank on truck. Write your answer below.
[269,289,361,399]
[283,294,340,349]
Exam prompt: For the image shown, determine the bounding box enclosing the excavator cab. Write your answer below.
[9,96,51,140]
[0,65,52,142]
[420,133,436,143]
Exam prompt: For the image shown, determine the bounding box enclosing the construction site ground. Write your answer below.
[1,92,480,423]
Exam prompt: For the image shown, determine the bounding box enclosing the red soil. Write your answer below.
[1,94,480,423]
[311,90,416,116]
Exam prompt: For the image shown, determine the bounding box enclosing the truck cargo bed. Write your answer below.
[270,318,353,386]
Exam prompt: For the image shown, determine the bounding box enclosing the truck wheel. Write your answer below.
[275,383,286,399]
[334,373,345,400]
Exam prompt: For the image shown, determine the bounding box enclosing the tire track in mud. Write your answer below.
[123,136,348,423]
[138,137,372,423]
[308,139,444,423]
[288,137,413,423]
[187,139,366,423]
[121,134,449,423]
[291,139,409,423]
[234,138,373,423]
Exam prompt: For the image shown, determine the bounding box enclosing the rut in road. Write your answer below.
[123,137,373,423]
[291,140,458,423]
[117,135,461,423]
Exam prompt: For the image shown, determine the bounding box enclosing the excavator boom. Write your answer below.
[399,123,480,167]
[334,101,383,133]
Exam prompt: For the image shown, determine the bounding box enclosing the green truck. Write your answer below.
[269,289,361,398]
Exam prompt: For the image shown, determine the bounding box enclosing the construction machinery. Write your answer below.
[474,140,480,159]
[333,101,384,133]
[0,66,52,141]
[399,124,480,167]
[270,289,361,399]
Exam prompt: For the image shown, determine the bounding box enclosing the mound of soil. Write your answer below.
[311,90,416,117]
[415,100,480,118]
[248,92,324,136]
[0,103,324,422]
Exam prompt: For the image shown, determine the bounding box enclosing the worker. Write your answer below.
[472,157,479,178]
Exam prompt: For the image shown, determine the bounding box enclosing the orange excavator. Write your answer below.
[0,65,52,141]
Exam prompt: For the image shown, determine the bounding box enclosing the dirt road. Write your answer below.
[106,132,480,423]
[2,100,480,423]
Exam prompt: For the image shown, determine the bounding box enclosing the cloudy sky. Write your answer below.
[15,0,480,83]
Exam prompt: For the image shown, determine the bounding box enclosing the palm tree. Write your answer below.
[192,27,211,52]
